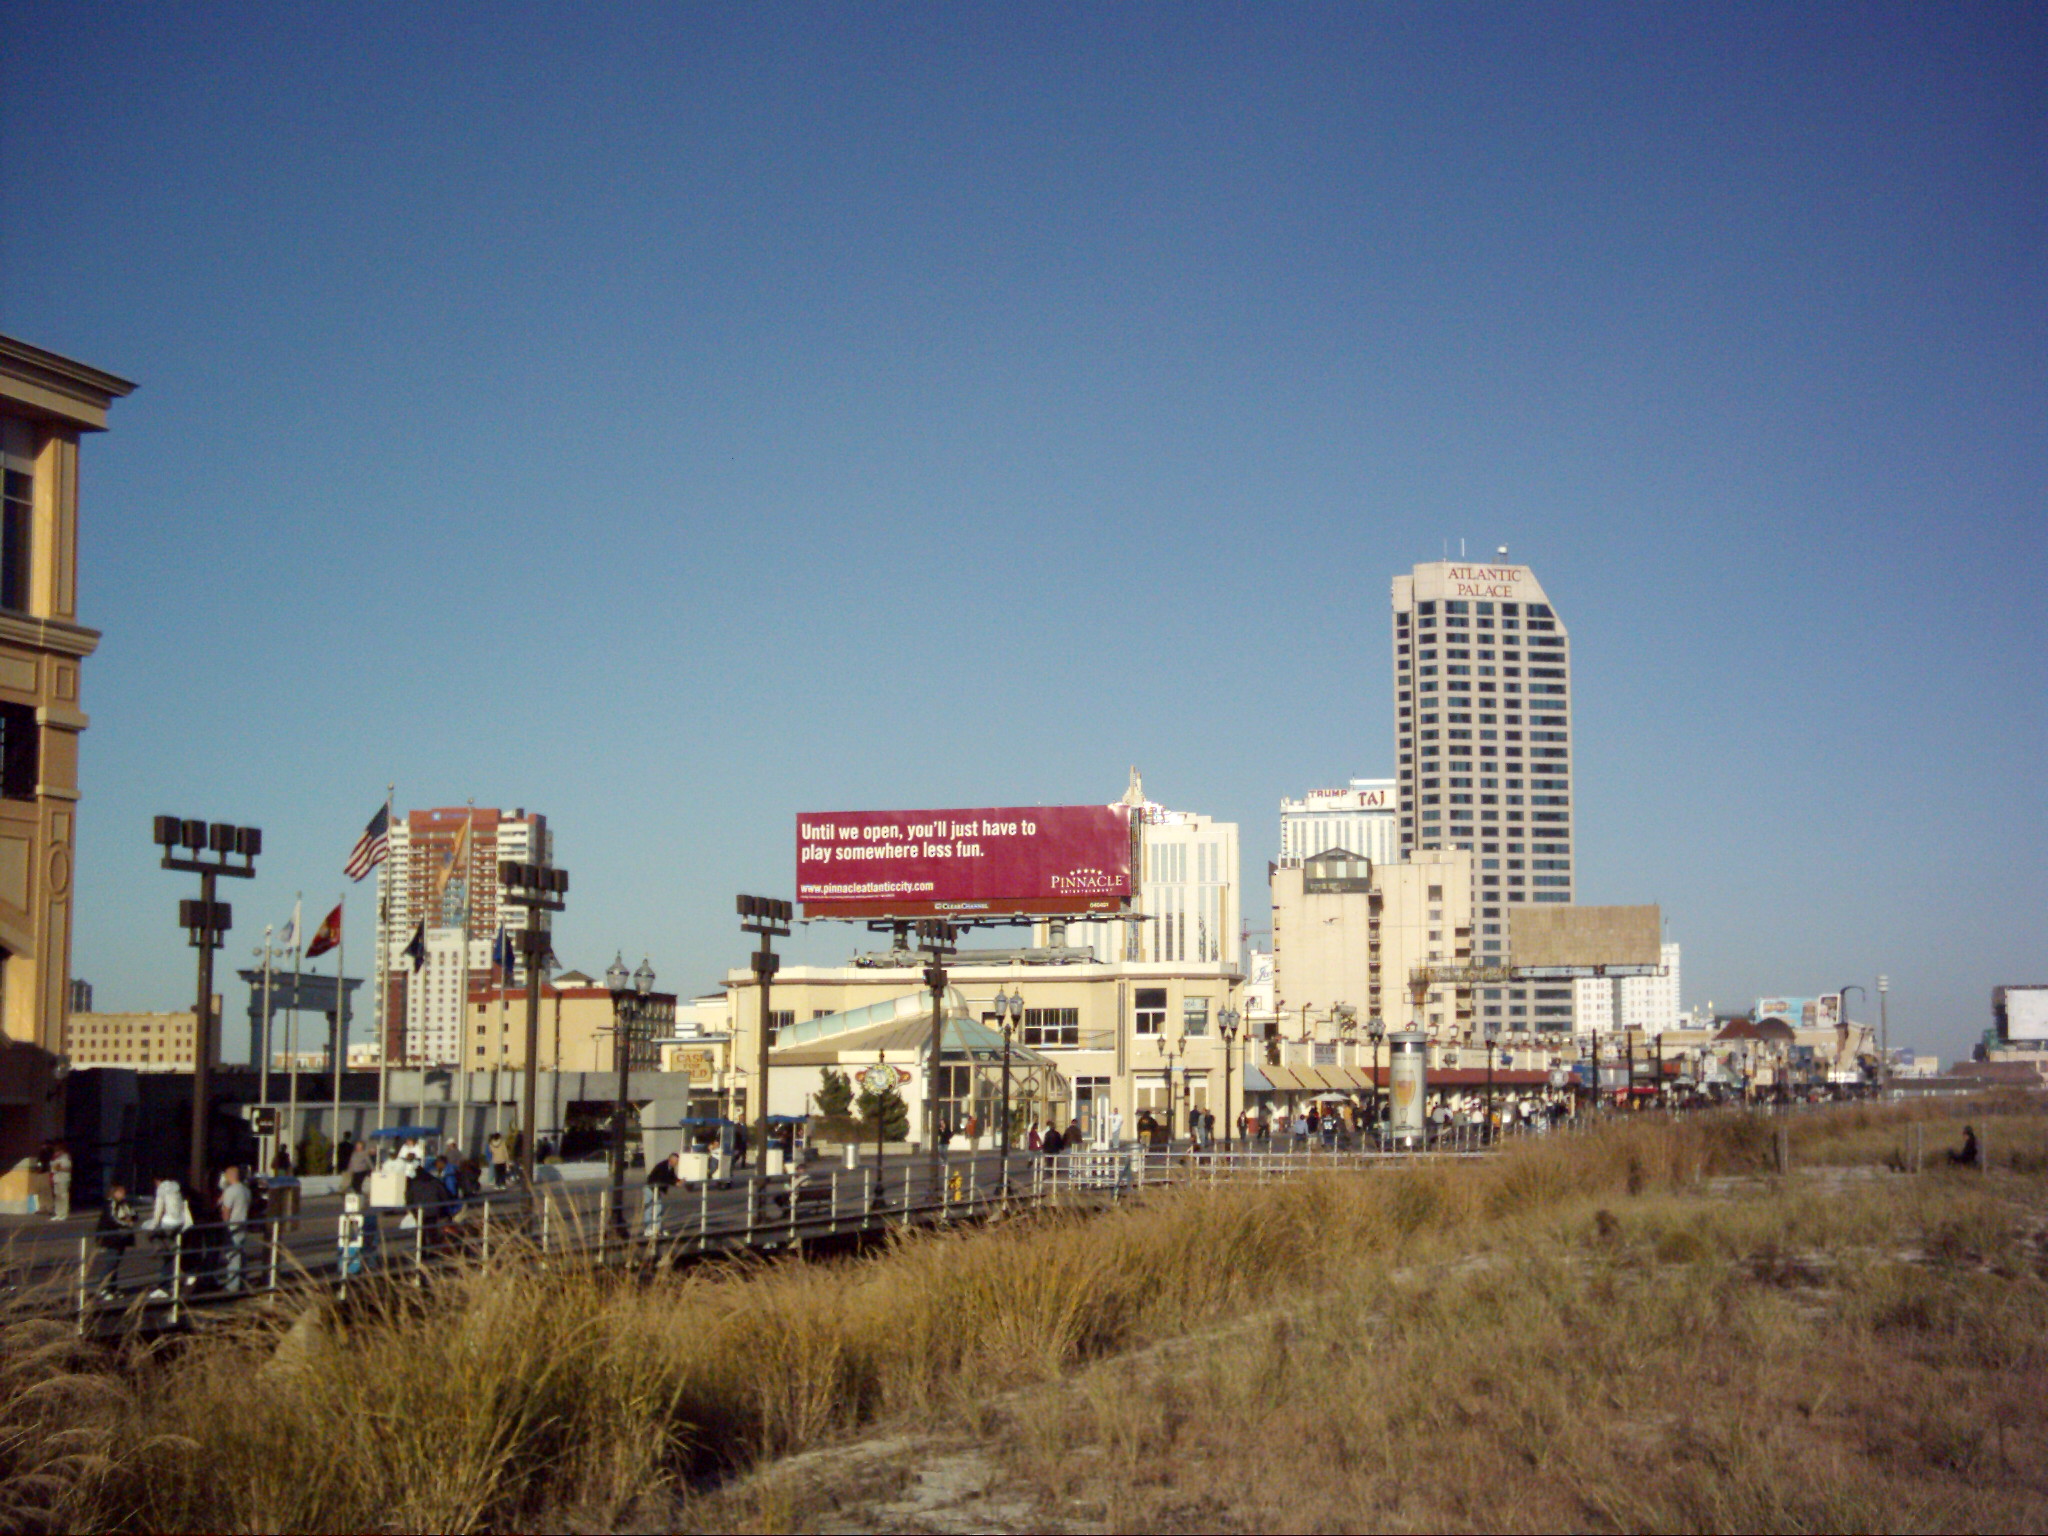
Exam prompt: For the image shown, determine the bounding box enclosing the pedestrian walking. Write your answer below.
[93,1183,137,1298]
[216,1166,253,1292]
[1041,1123,1065,1156]
[48,1142,72,1220]
[487,1131,506,1188]
[1027,1119,1042,1151]
[1107,1107,1124,1148]
[346,1138,372,1195]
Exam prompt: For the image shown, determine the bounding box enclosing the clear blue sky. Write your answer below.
[3,3,2041,1064]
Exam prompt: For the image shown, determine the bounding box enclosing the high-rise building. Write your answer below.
[0,336,132,1187]
[1573,942,1682,1036]
[1279,779,1398,868]
[381,806,551,1064]
[1063,771,1240,968]
[1392,557,1574,1036]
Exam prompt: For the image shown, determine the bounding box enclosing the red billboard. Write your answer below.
[797,806,1132,919]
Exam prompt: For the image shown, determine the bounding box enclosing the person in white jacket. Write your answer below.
[142,1175,193,1298]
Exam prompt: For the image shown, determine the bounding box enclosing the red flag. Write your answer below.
[305,904,342,958]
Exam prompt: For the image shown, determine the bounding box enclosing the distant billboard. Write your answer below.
[2004,986,2048,1043]
[1754,995,1842,1030]
[1509,905,1661,969]
[797,806,1131,919]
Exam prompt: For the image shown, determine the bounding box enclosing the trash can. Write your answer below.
[763,1148,786,1177]
[678,1151,710,1183]
[843,1144,859,1170]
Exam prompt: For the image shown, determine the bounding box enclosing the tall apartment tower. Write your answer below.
[381,806,551,1064]
[1391,558,1575,1037]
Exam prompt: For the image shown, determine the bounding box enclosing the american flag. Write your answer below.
[344,804,391,882]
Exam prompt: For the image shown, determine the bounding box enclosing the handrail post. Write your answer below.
[171,1233,183,1325]
[745,1176,758,1252]
[481,1198,492,1263]
[76,1233,89,1334]
[268,1217,280,1294]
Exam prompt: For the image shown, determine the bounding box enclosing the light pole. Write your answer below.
[1158,1033,1185,1146]
[738,896,793,1161]
[605,953,656,1241]
[1366,1017,1386,1137]
[1878,974,1890,1098]
[498,858,568,1188]
[916,919,959,1153]
[154,816,260,1191]
[1218,1006,1241,1149]
[1839,984,1865,1102]
[991,986,1023,1164]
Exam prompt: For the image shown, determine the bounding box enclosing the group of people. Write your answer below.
[91,1164,264,1300]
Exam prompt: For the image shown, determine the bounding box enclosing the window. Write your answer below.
[0,704,40,800]
[1134,988,1166,1036]
[1183,997,1209,1036]
[0,467,28,613]
[1023,1007,1079,1048]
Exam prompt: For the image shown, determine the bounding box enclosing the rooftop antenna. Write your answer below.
[1498,544,1509,559]
[1460,538,1466,558]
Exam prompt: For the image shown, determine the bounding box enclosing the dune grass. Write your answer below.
[3,1100,2043,1533]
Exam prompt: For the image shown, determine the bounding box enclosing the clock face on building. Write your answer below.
[860,1063,898,1095]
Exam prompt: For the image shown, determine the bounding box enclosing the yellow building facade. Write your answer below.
[0,336,132,1182]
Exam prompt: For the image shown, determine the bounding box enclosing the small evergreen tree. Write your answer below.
[300,1126,332,1176]
[855,1082,909,1141]
[816,1067,854,1118]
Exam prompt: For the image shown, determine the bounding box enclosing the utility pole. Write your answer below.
[154,817,261,1192]
[499,859,568,1187]
[1878,974,1890,1099]
[737,896,792,1159]
[916,919,959,1152]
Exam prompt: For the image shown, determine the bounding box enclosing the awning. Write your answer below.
[1241,1063,1276,1093]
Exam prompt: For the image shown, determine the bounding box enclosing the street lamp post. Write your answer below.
[605,953,656,1245]
[1218,1006,1241,1149]
[991,986,1023,1165]
[498,858,568,1188]
[1366,1017,1386,1139]
[1158,1033,1185,1146]
[1878,974,1890,1099]
[1839,984,1866,1102]
[737,896,793,1162]
[915,919,959,1153]
[154,816,260,1191]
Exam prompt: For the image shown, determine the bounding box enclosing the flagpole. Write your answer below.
[376,787,393,1135]
[455,803,474,1157]
[494,936,509,1143]
[329,893,345,1158]
[287,898,301,1161]
[258,927,275,1112]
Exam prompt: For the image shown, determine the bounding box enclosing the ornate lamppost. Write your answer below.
[605,952,656,1238]
[1217,1005,1241,1150]
[991,985,1023,1166]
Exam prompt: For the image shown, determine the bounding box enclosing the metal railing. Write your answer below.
[39,1136,1566,1333]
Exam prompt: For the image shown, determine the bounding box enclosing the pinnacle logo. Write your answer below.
[1050,866,1119,894]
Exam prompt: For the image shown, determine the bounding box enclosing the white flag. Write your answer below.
[278,897,302,951]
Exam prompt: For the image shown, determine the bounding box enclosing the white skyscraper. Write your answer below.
[1280,779,1398,867]
[1392,557,1575,1035]
[1064,772,1240,968]
[1574,943,1682,1035]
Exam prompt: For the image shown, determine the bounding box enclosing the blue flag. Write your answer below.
[492,925,514,980]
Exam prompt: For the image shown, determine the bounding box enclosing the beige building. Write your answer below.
[0,336,132,1193]
[1270,846,1477,1040]
[63,1001,218,1072]
[724,957,1248,1144]
[461,973,672,1076]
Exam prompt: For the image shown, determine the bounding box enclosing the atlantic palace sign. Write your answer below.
[797,805,1132,919]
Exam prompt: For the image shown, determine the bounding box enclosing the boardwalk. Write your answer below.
[4,1141,1506,1334]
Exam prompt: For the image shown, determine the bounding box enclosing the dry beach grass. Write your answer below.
[2,1102,2044,1533]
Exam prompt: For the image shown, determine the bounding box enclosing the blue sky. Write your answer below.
[3,2,2041,1063]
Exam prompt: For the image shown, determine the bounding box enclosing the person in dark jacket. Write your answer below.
[644,1151,679,1238]
[1041,1125,1065,1156]
[1950,1125,1980,1167]
[94,1183,138,1298]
